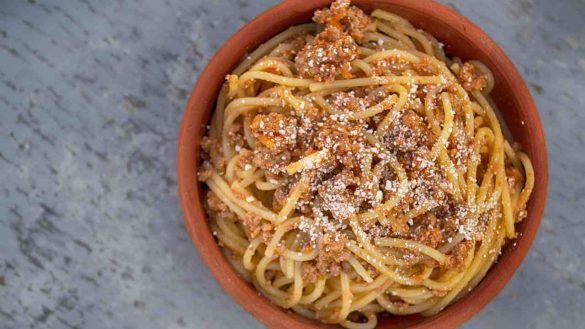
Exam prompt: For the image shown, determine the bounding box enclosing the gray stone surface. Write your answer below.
[0,0,583,328]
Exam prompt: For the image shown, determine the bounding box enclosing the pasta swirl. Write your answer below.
[197,1,533,327]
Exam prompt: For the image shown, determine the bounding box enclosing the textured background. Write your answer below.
[0,0,584,328]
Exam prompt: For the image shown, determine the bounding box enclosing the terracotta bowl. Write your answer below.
[177,0,548,328]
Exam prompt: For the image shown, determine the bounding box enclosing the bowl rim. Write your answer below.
[177,1,548,328]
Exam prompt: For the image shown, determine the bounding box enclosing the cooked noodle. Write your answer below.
[197,1,533,327]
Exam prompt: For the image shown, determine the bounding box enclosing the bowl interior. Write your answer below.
[177,1,547,328]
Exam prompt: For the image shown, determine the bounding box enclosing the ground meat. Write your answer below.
[433,203,460,240]
[314,115,368,170]
[228,122,246,150]
[446,240,473,271]
[313,0,372,41]
[250,112,298,152]
[294,110,326,156]
[403,110,430,144]
[315,232,349,277]
[254,150,291,175]
[328,90,372,114]
[381,207,410,236]
[207,191,236,221]
[457,62,487,92]
[410,166,448,208]
[363,223,391,239]
[242,213,261,237]
[385,110,432,152]
[371,59,391,77]
[301,261,321,284]
[411,213,442,248]
[242,213,273,242]
[259,223,274,243]
[294,25,359,82]
[249,112,298,174]
[318,171,359,220]
[402,147,433,172]
[413,57,436,75]
[300,232,350,283]
[354,171,380,205]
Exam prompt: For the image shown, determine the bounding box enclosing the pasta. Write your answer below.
[197,1,534,327]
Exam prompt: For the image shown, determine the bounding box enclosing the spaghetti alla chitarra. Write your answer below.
[197,1,534,327]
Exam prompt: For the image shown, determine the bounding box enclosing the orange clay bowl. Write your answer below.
[177,0,548,328]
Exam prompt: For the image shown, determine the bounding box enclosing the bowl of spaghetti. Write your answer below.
[177,0,547,328]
